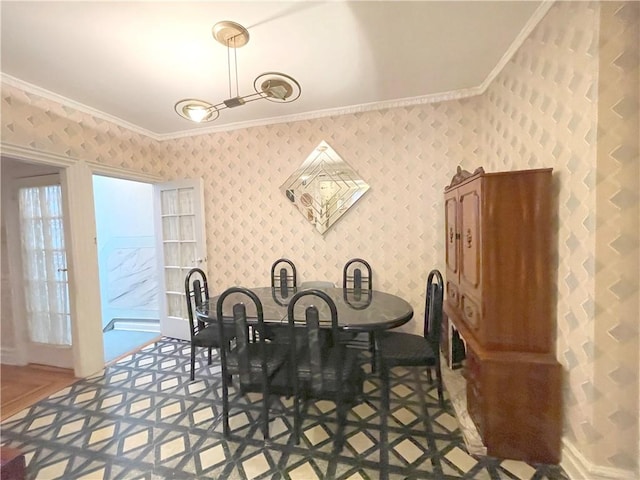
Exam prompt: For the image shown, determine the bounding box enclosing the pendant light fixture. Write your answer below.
[174,21,301,123]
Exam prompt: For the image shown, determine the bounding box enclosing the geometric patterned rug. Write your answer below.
[0,338,569,480]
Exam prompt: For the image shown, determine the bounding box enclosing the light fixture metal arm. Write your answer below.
[174,21,301,124]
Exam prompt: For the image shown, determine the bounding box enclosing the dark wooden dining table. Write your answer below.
[195,286,414,332]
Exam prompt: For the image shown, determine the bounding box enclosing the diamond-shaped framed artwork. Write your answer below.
[280,141,370,234]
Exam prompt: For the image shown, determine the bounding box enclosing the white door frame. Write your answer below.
[1,143,162,377]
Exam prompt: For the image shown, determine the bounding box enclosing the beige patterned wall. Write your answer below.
[593,1,639,471]
[480,1,639,473]
[157,104,473,324]
[1,1,637,475]
[1,86,159,171]
[481,0,600,465]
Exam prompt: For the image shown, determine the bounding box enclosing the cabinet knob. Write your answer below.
[465,228,473,248]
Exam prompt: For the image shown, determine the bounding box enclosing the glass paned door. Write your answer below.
[16,174,73,367]
[155,179,206,340]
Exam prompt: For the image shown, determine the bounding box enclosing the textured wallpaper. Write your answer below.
[1,1,638,475]
[480,1,638,472]
[593,1,639,471]
[155,103,474,324]
[481,0,601,466]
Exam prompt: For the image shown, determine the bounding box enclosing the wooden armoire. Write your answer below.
[443,167,562,464]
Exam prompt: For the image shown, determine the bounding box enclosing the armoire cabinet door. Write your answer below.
[444,191,460,307]
[458,181,481,298]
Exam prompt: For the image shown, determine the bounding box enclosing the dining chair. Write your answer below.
[216,287,289,439]
[343,258,372,295]
[342,258,377,371]
[376,269,445,408]
[287,289,365,450]
[265,258,299,343]
[184,268,234,382]
[270,258,297,297]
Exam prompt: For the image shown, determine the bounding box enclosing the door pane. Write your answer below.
[19,184,72,345]
[180,216,195,241]
[164,243,180,266]
[162,216,180,241]
[178,188,194,214]
[161,190,178,214]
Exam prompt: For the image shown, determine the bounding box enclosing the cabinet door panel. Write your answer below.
[444,192,458,276]
[459,185,481,292]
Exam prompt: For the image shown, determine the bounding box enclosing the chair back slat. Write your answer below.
[353,268,362,297]
[279,268,289,297]
[193,280,203,306]
[305,306,324,390]
[233,303,252,385]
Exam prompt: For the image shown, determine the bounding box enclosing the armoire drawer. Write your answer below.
[460,294,481,330]
[446,281,460,307]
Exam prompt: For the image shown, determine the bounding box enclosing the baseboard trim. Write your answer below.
[0,347,23,365]
[561,438,636,480]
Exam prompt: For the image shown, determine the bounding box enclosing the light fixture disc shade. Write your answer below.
[174,99,220,123]
[212,21,249,48]
[254,72,301,103]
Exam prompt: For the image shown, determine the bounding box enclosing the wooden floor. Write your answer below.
[1,364,78,422]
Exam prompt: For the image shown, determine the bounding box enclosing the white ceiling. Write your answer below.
[1,1,548,139]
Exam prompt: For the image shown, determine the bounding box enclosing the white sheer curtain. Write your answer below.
[19,183,72,345]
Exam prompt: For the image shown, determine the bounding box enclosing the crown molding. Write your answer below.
[478,0,555,94]
[161,86,485,140]
[1,73,483,141]
[1,73,162,141]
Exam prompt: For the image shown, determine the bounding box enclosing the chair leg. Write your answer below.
[334,392,349,453]
[208,347,213,365]
[190,347,196,382]
[262,385,270,440]
[369,332,377,373]
[293,394,301,444]
[381,365,391,416]
[380,364,390,480]
[435,363,444,406]
[222,376,230,437]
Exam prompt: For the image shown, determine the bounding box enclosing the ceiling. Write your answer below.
[1,1,547,139]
